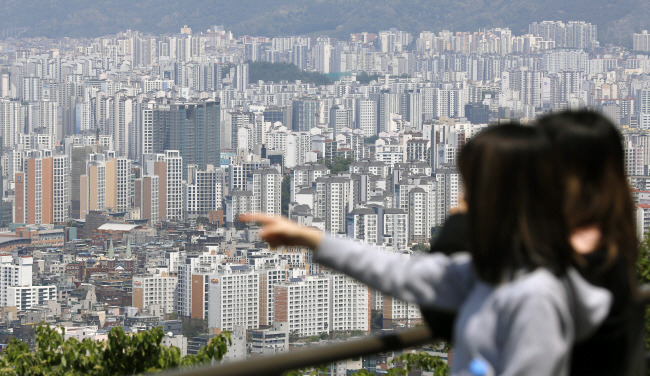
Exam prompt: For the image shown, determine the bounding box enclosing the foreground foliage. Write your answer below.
[0,324,231,376]
[286,351,449,376]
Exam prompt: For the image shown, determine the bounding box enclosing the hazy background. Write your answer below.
[0,0,645,45]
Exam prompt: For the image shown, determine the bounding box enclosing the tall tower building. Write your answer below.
[355,98,378,137]
[315,177,350,235]
[152,100,220,176]
[252,167,282,215]
[0,99,26,148]
[234,63,249,92]
[291,99,318,132]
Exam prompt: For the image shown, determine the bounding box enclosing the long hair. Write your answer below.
[459,123,571,284]
[536,110,638,289]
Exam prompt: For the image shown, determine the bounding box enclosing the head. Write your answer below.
[536,110,637,274]
[458,123,571,284]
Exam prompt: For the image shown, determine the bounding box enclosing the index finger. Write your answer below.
[238,213,279,224]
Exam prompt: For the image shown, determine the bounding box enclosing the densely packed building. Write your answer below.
[2,20,650,372]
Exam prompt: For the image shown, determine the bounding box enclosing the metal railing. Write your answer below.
[164,326,435,376]
[157,283,650,376]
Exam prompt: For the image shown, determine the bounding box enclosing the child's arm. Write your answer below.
[240,213,475,310]
[315,235,475,310]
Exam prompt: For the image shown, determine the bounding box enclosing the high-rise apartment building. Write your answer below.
[15,150,69,225]
[291,99,318,132]
[274,275,330,336]
[315,177,350,235]
[185,164,224,219]
[328,274,370,332]
[132,273,178,315]
[151,100,220,175]
[208,265,260,332]
[176,249,222,319]
[252,167,282,215]
[355,99,378,137]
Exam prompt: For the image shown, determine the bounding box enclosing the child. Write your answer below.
[241,123,611,376]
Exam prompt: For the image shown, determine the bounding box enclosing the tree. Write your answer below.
[182,318,208,339]
[195,217,209,225]
[387,352,449,376]
[248,61,332,85]
[411,243,430,253]
[289,330,301,343]
[355,72,380,85]
[281,174,291,216]
[0,324,230,375]
[370,310,383,332]
[364,135,379,145]
[318,157,353,175]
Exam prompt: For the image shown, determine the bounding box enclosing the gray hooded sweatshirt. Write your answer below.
[315,236,612,376]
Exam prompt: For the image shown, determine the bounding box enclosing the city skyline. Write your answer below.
[1,18,650,373]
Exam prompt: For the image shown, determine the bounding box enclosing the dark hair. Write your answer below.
[459,123,571,284]
[536,110,638,286]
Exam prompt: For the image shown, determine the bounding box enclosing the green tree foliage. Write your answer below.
[387,352,449,376]
[0,324,230,376]
[318,157,353,175]
[195,216,209,225]
[355,72,381,85]
[370,310,383,332]
[411,243,430,253]
[288,330,301,343]
[182,318,208,339]
[364,135,379,145]
[349,352,449,376]
[281,174,291,216]
[248,62,332,85]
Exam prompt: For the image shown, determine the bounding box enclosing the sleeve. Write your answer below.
[498,293,571,376]
[315,235,475,311]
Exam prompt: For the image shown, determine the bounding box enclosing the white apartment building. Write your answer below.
[274,275,330,337]
[315,177,351,235]
[132,273,178,315]
[258,267,288,327]
[185,164,224,219]
[382,293,423,329]
[52,155,69,223]
[346,208,379,244]
[329,273,369,332]
[226,190,253,223]
[291,163,329,202]
[165,150,183,220]
[252,167,281,215]
[176,250,223,319]
[0,98,27,148]
[0,256,57,311]
[208,265,259,332]
[381,208,409,251]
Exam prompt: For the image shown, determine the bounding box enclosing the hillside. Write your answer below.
[0,0,645,45]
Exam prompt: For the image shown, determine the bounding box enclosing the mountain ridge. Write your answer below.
[0,0,643,45]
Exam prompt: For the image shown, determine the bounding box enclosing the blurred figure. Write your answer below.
[242,123,611,376]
